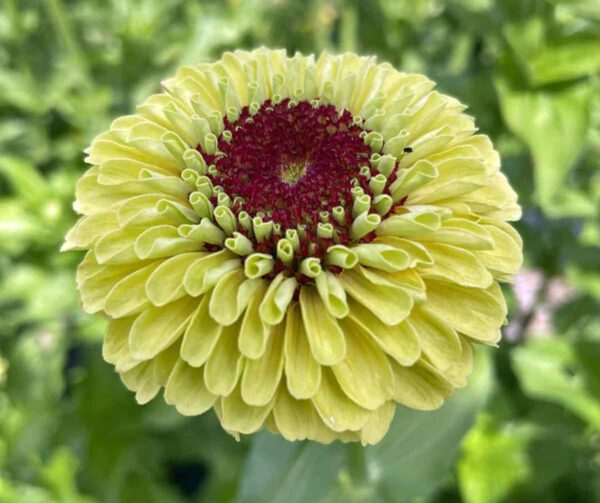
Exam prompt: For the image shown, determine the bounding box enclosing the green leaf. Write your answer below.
[457,415,533,503]
[38,447,95,503]
[496,78,593,209]
[512,338,600,428]
[0,156,47,205]
[236,433,346,503]
[528,38,600,86]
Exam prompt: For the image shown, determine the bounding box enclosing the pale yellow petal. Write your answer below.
[352,243,411,272]
[152,342,180,386]
[209,270,263,325]
[129,296,198,360]
[391,360,453,410]
[94,227,144,265]
[299,285,346,366]
[439,335,474,387]
[105,261,161,318]
[220,384,273,434]
[273,387,327,442]
[241,322,284,406]
[204,320,243,396]
[180,295,222,367]
[476,220,523,278]
[424,280,506,343]
[183,250,241,296]
[238,282,271,359]
[374,236,434,268]
[333,318,395,410]
[145,252,205,306]
[419,243,493,288]
[134,225,200,260]
[315,271,348,318]
[359,401,396,446]
[120,361,160,405]
[312,368,370,432]
[416,217,494,250]
[79,261,143,314]
[284,302,321,399]
[338,267,413,326]
[103,316,140,372]
[410,307,462,372]
[347,298,421,366]
[258,273,297,325]
[164,359,217,415]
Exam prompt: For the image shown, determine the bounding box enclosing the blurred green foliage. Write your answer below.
[1,0,599,501]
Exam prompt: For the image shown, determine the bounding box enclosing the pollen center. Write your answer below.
[280,161,308,185]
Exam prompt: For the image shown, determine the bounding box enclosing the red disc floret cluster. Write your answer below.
[197,99,399,278]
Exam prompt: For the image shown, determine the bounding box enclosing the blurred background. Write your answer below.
[1,0,600,501]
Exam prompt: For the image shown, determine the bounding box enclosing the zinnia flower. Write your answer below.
[64,48,522,445]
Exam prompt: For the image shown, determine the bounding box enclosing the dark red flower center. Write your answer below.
[205,100,373,229]
[197,99,402,278]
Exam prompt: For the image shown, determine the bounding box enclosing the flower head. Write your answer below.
[64,48,522,445]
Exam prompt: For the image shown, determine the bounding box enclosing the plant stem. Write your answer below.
[347,442,368,485]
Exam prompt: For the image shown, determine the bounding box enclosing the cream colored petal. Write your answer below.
[437,335,473,387]
[374,236,434,268]
[359,401,396,446]
[164,359,217,415]
[273,387,327,442]
[183,249,241,296]
[370,267,426,301]
[152,342,180,386]
[129,296,198,360]
[410,307,462,372]
[338,267,413,326]
[104,261,161,318]
[409,156,487,203]
[346,298,421,366]
[419,243,493,288]
[312,368,370,432]
[388,159,438,201]
[284,302,321,400]
[204,320,243,396]
[134,225,200,260]
[145,252,205,306]
[98,158,173,185]
[117,193,190,227]
[416,217,494,250]
[62,211,119,251]
[376,210,441,238]
[94,227,144,265]
[75,171,148,215]
[103,316,140,372]
[241,321,285,406]
[220,384,273,435]
[180,295,222,367]
[120,361,160,405]
[258,273,297,325]
[238,282,271,359]
[315,271,349,318]
[79,261,143,314]
[209,270,263,326]
[391,360,453,410]
[333,318,395,410]
[476,221,523,278]
[352,243,411,272]
[424,280,506,343]
[299,285,346,366]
